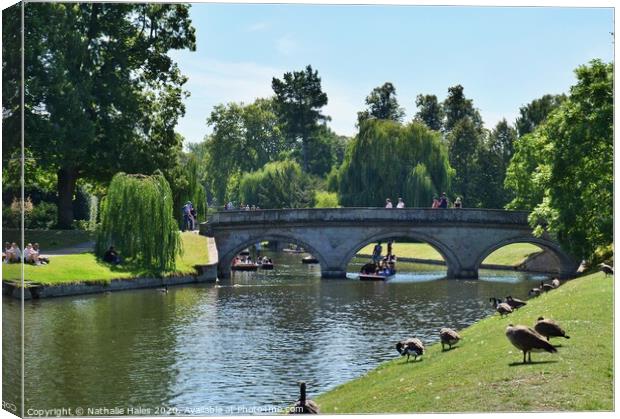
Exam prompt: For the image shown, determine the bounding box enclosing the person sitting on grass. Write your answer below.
[23,243,40,265]
[32,243,49,264]
[5,243,21,263]
[103,246,122,265]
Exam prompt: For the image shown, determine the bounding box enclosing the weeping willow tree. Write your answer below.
[96,173,181,271]
[171,154,207,228]
[238,160,314,208]
[338,119,453,207]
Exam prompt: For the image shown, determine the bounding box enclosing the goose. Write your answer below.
[158,285,168,293]
[540,281,554,292]
[505,296,527,310]
[396,338,425,362]
[528,287,541,297]
[439,328,461,350]
[505,324,557,364]
[534,317,570,341]
[599,263,614,276]
[291,382,319,414]
[490,297,513,317]
[576,260,587,274]
[551,278,560,288]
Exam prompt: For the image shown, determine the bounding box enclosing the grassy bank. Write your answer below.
[2,229,95,250]
[2,232,210,285]
[358,242,541,266]
[316,271,612,412]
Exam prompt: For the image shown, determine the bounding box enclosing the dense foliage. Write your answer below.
[238,161,314,209]
[8,3,196,227]
[96,173,181,271]
[338,119,453,207]
[357,82,405,124]
[505,60,613,259]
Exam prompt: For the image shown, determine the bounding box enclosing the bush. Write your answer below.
[28,201,58,229]
[314,191,339,208]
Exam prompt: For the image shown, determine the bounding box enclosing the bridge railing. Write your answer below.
[201,208,532,232]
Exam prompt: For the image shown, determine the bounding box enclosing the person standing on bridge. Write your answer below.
[397,197,405,208]
[385,199,393,208]
[431,196,439,208]
[439,193,449,209]
[454,197,462,208]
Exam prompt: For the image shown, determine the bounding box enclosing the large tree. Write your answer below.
[443,84,483,132]
[446,118,482,204]
[506,60,613,258]
[338,119,453,207]
[357,82,405,124]
[414,94,444,131]
[203,98,287,203]
[515,94,566,137]
[13,3,196,227]
[271,65,329,172]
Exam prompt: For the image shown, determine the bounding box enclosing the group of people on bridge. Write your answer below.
[384,193,462,209]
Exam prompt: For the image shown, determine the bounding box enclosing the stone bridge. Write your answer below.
[199,208,578,279]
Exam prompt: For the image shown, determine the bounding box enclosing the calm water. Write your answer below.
[3,251,550,415]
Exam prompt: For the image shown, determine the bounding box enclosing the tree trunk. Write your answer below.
[57,167,78,229]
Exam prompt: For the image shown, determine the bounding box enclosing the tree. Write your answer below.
[446,118,482,204]
[474,119,517,208]
[443,85,483,132]
[238,160,314,209]
[14,3,196,227]
[506,60,613,259]
[515,94,566,137]
[203,98,286,203]
[357,82,405,124]
[96,173,181,271]
[338,119,453,207]
[272,65,329,172]
[2,4,21,164]
[167,151,207,228]
[414,94,444,131]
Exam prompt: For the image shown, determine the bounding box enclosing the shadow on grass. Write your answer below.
[508,360,559,367]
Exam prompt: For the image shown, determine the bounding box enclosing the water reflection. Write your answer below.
[3,250,550,414]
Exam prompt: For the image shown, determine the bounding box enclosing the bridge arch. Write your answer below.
[473,236,577,278]
[218,234,329,278]
[342,229,460,277]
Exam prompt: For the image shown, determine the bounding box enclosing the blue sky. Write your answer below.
[169,3,614,144]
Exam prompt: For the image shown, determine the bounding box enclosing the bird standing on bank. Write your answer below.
[439,328,461,351]
[505,296,527,309]
[291,382,320,414]
[505,324,557,364]
[534,317,570,341]
[396,338,425,362]
[599,263,614,276]
[490,297,513,317]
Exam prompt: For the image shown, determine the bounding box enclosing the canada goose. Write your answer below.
[439,328,461,350]
[576,260,587,274]
[490,297,513,317]
[505,324,557,363]
[396,338,425,362]
[534,317,570,341]
[599,263,614,276]
[505,296,527,309]
[158,285,168,293]
[528,287,541,297]
[540,281,554,292]
[291,382,319,414]
[551,278,560,288]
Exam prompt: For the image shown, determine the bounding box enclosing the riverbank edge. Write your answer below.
[315,270,612,412]
[355,252,557,274]
[1,238,219,300]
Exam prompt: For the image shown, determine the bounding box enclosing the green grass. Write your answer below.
[2,229,95,251]
[358,242,541,266]
[316,271,613,412]
[2,232,210,285]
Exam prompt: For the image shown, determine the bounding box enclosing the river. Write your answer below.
[3,250,550,415]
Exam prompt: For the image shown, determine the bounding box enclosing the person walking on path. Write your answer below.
[182,201,194,231]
